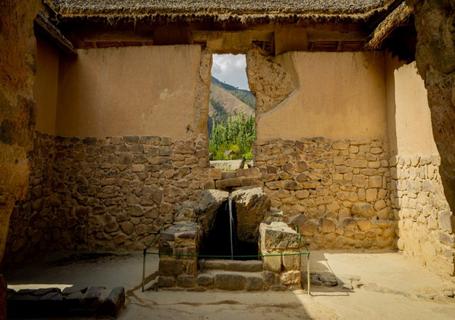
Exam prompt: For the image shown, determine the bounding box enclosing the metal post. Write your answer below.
[142,247,146,292]
[306,253,311,295]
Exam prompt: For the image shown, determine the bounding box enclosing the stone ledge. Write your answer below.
[7,286,125,318]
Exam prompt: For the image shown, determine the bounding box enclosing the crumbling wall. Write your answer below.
[0,0,40,265]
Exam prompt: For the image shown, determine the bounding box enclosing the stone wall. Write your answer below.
[255,138,396,249]
[393,155,455,275]
[6,132,212,264]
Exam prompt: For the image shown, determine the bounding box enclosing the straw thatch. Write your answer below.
[366,2,413,49]
[47,0,401,24]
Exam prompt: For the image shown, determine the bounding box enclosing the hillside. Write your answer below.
[209,77,255,124]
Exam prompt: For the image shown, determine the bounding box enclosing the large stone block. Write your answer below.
[196,189,229,231]
[351,202,375,218]
[259,222,301,251]
[231,187,271,242]
[214,273,245,290]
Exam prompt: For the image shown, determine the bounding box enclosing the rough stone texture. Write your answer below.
[6,133,212,264]
[158,222,200,288]
[255,138,396,249]
[7,286,125,317]
[195,189,229,234]
[410,0,455,276]
[393,155,455,276]
[214,273,246,290]
[0,0,40,265]
[231,187,271,242]
[246,48,296,114]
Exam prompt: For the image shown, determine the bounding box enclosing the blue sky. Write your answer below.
[211,54,250,90]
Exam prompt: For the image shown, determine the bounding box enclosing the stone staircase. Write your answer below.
[196,259,285,291]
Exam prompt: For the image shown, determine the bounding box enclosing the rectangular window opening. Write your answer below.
[208,54,256,171]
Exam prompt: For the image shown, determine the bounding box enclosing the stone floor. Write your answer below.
[5,251,455,319]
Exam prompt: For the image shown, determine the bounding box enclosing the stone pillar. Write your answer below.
[158,222,200,288]
[259,222,302,289]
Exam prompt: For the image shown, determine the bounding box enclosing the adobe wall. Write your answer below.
[7,40,454,276]
[34,39,59,135]
[251,51,396,249]
[57,46,204,139]
[386,55,455,276]
[6,44,215,263]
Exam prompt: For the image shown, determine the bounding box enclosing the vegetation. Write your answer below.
[209,114,256,160]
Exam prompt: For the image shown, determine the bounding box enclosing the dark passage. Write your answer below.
[199,201,259,260]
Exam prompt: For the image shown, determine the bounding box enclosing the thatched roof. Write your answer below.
[366,2,413,49]
[47,0,400,23]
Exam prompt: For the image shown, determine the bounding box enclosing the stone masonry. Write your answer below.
[6,132,212,264]
[255,137,396,250]
[392,155,455,275]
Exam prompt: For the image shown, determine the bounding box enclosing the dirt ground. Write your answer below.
[6,251,455,319]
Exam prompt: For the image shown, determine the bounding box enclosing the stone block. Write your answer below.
[280,271,301,287]
[259,222,301,251]
[99,287,125,317]
[263,254,282,272]
[82,286,106,308]
[352,175,368,187]
[214,273,245,290]
[282,253,301,271]
[158,276,176,288]
[374,200,387,211]
[438,210,454,233]
[232,187,271,242]
[369,176,383,188]
[365,188,377,202]
[321,219,336,233]
[357,220,374,232]
[263,271,280,289]
[351,203,375,218]
[176,275,196,288]
[197,274,214,288]
[245,275,264,291]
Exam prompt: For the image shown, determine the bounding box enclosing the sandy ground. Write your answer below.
[6,251,455,319]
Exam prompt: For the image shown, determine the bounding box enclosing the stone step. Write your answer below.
[197,270,267,291]
[199,259,263,272]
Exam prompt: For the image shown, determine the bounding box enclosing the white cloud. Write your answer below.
[211,54,250,90]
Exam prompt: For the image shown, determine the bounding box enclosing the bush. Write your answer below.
[209,114,256,160]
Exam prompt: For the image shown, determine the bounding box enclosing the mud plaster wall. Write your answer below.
[386,54,455,275]
[6,45,213,264]
[254,51,388,142]
[34,38,59,135]
[0,0,40,265]
[57,45,204,139]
